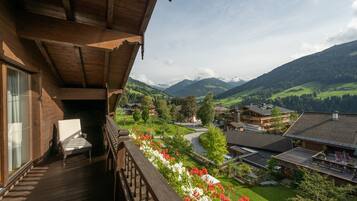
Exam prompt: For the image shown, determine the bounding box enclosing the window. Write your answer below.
[7,67,30,175]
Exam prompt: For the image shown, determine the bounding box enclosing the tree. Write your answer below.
[170,104,178,122]
[290,112,299,122]
[163,134,192,160]
[289,169,356,201]
[204,125,228,165]
[118,93,128,107]
[271,107,285,134]
[133,108,141,122]
[141,96,153,109]
[156,99,171,121]
[197,93,215,126]
[141,107,150,123]
[181,96,197,122]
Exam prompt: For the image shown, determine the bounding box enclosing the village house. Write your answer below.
[225,129,292,169]
[240,104,294,132]
[274,112,357,184]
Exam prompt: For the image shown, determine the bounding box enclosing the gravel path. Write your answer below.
[184,128,208,155]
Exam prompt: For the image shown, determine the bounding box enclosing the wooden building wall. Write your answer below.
[0,2,64,185]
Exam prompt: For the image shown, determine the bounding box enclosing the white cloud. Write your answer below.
[163,59,174,66]
[194,68,217,79]
[294,0,357,58]
[131,74,155,85]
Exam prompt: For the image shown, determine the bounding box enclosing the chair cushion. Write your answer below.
[63,137,92,152]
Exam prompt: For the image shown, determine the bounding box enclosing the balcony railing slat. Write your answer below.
[104,116,181,201]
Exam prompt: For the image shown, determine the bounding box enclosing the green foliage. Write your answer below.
[125,77,169,103]
[290,169,356,201]
[218,41,357,100]
[165,78,238,97]
[156,99,171,121]
[290,112,299,122]
[267,158,284,180]
[132,108,141,122]
[141,95,153,109]
[181,96,197,121]
[202,125,228,165]
[116,114,193,136]
[197,93,215,126]
[234,163,253,178]
[170,104,178,122]
[163,134,192,160]
[271,107,285,134]
[118,93,128,107]
[141,107,150,123]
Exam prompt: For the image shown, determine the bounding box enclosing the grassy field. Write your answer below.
[215,82,357,107]
[271,82,357,100]
[116,113,194,136]
[271,82,320,99]
[219,177,296,201]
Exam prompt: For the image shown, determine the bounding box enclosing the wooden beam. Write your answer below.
[17,12,143,50]
[103,51,110,87]
[35,41,64,85]
[58,88,107,100]
[108,89,123,97]
[0,62,8,186]
[106,0,114,28]
[138,0,157,33]
[62,0,75,21]
[113,43,140,111]
[121,43,140,89]
[74,46,87,88]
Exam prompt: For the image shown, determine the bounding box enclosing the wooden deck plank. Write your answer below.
[3,155,113,201]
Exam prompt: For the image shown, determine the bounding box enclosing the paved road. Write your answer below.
[184,128,208,155]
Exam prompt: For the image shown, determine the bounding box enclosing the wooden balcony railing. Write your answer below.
[103,116,181,201]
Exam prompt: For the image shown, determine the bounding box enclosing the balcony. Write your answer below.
[274,147,357,184]
[1,116,180,201]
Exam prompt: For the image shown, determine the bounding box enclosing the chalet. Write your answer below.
[241,104,294,132]
[274,112,357,184]
[225,130,292,168]
[0,1,181,201]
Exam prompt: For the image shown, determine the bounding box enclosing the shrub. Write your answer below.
[133,108,141,122]
[141,107,150,123]
[203,125,228,165]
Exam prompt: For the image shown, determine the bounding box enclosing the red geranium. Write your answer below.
[238,196,250,201]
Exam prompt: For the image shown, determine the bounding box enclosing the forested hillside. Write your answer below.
[124,77,169,102]
[215,40,357,113]
[218,40,357,99]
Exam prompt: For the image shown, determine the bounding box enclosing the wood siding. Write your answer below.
[0,1,64,186]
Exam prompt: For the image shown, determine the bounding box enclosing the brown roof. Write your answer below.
[225,130,292,153]
[284,113,357,150]
[243,104,294,116]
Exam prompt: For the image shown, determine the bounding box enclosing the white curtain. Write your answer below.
[7,68,29,174]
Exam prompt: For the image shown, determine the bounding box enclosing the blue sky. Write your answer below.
[132,0,357,85]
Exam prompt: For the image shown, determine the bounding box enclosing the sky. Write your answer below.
[131,0,357,85]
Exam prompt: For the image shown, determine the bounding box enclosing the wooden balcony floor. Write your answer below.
[2,154,114,201]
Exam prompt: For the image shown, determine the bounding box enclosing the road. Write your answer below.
[184,128,208,155]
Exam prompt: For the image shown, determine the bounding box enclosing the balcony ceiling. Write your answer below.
[14,0,156,112]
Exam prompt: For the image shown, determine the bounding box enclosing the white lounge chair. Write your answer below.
[58,119,92,167]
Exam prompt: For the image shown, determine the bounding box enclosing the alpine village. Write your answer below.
[0,0,356,201]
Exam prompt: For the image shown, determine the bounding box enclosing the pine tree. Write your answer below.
[205,125,228,165]
[197,93,215,126]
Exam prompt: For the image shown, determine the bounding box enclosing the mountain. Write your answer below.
[164,79,197,96]
[165,78,236,97]
[125,77,169,102]
[227,79,246,88]
[217,40,357,102]
[151,83,170,91]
